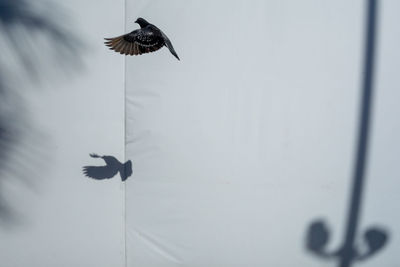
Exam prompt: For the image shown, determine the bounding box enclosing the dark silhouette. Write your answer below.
[104,17,180,60]
[0,0,82,78]
[356,228,388,261]
[306,221,336,259]
[0,0,81,226]
[306,1,389,266]
[83,154,133,181]
[307,221,388,263]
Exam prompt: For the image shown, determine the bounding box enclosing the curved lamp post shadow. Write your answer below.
[306,0,389,266]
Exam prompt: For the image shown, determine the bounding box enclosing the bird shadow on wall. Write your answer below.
[83,153,133,182]
[0,0,83,227]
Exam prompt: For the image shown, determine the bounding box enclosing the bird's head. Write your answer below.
[135,17,150,28]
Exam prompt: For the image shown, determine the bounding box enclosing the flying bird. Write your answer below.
[104,17,180,60]
[83,153,133,181]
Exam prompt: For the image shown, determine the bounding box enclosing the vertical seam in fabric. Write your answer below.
[123,0,127,266]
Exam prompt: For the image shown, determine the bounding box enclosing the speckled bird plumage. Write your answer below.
[104,17,180,60]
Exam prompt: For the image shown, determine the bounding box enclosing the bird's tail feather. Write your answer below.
[167,45,180,61]
[119,160,133,181]
[162,33,180,60]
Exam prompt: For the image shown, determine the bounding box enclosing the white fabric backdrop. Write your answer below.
[0,0,126,266]
[0,0,399,267]
[125,0,400,266]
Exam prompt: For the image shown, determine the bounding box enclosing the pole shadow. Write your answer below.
[305,1,389,266]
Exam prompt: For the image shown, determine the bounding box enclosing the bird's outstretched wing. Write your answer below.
[82,165,118,180]
[104,27,164,56]
[161,31,180,60]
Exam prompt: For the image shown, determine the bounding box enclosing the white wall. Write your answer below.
[0,0,126,266]
[0,0,399,267]
[125,0,399,266]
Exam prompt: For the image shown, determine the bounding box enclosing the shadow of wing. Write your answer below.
[82,165,118,180]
